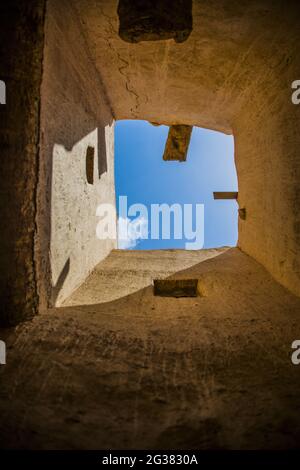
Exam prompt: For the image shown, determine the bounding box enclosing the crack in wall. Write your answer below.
[99,5,140,117]
[71,1,116,120]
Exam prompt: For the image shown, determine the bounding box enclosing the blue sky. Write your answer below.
[115,120,238,250]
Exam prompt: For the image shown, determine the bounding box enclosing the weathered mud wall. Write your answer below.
[37,0,116,308]
[235,60,300,297]
[74,0,300,296]
[0,1,46,326]
[1,0,300,327]
[1,248,300,449]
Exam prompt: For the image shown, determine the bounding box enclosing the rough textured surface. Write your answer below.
[1,0,300,450]
[0,0,46,325]
[117,0,192,44]
[72,0,300,297]
[1,0,300,326]
[37,0,116,308]
[1,248,300,449]
[63,248,226,306]
[163,125,193,162]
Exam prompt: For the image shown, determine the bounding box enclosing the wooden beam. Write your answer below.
[163,125,193,162]
[213,191,238,200]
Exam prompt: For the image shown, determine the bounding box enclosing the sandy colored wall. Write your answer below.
[74,0,300,297]
[232,10,300,297]
[37,0,116,308]
[0,0,46,326]
[1,0,300,327]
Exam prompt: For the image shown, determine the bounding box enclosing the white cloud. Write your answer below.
[118,216,148,249]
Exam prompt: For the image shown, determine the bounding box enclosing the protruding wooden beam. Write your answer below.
[163,125,193,162]
[238,208,246,220]
[213,192,238,200]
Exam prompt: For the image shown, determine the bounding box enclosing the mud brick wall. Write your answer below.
[0,0,45,326]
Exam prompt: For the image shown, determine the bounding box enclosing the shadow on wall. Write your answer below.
[49,126,115,307]
[38,70,115,312]
[37,0,116,312]
[59,127,108,178]
[98,127,108,177]
[2,249,300,448]
[54,250,300,449]
[63,249,228,307]
[51,258,70,306]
